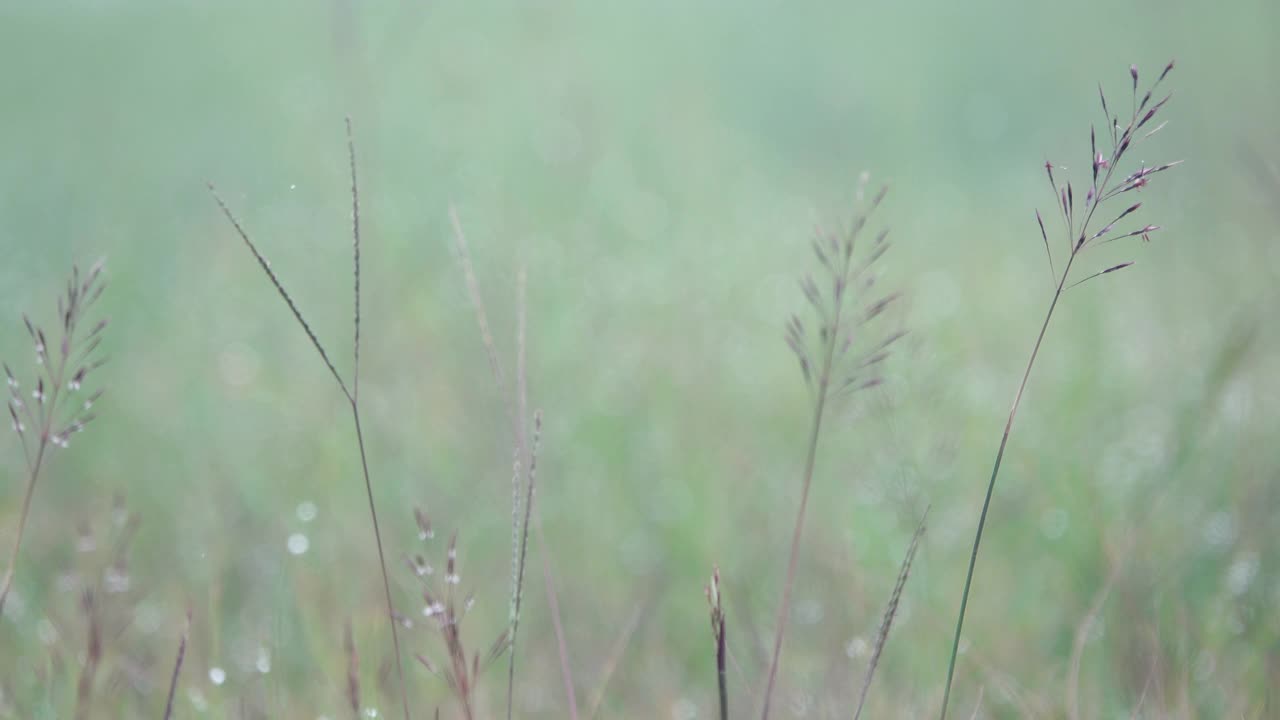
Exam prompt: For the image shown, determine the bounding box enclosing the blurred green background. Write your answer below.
[2,1,1278,718]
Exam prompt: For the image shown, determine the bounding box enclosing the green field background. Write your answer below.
[1,2,1278,718]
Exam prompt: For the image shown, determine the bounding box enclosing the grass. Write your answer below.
[1,4,1278,718]
[161,610,190,720]
[448,209,579,719]
[209,136,572,719]
[854,506,927,720]
[1,262,107,616]
[758,177,901,719]
[705,566,726,720]
[939,61,1180,720]
[207,119,412,720]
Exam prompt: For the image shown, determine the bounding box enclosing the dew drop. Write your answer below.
[287,533,310,556]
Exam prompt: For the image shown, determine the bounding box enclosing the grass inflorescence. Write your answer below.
[759,174,905,719]
[938,60,1180,720]
[208,119,411,720]
[0,54,1212,720]
[407,513,512,720]
[2,260,108,616]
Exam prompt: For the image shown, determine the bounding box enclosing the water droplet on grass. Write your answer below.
[287,533,310,556]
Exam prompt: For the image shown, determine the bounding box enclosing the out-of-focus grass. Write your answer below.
[1,1,1278,718]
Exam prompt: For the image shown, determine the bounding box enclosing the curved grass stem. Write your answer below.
[938,252,1075,719]
[0,438,50,614]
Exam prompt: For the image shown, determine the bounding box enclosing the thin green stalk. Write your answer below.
[939,251,1076,719]
[0,440,48,615]
[345,120,407,720]
[760,187,894,719]
[939,63,1179,716]
[352,405,410,720]
[506,268,531,720]
[209,159,411,719]
[759,290,841,720]
[507,412,539,720]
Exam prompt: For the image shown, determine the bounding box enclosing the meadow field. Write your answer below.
[1,2,1278,718]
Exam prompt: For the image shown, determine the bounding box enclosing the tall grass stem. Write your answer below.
[939,252,1075,719]
[208,127,411,718]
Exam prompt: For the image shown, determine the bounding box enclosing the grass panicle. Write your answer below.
[348,116,362,402]
[853,507,928,720]
[707,566,728,720]
[760,175,903,720]
[448,207,579,720]
[1,261,108,615]
[408,521,512,720]
[208,121,410,720]
[507,410,542,714]
[938,61,1180,720]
